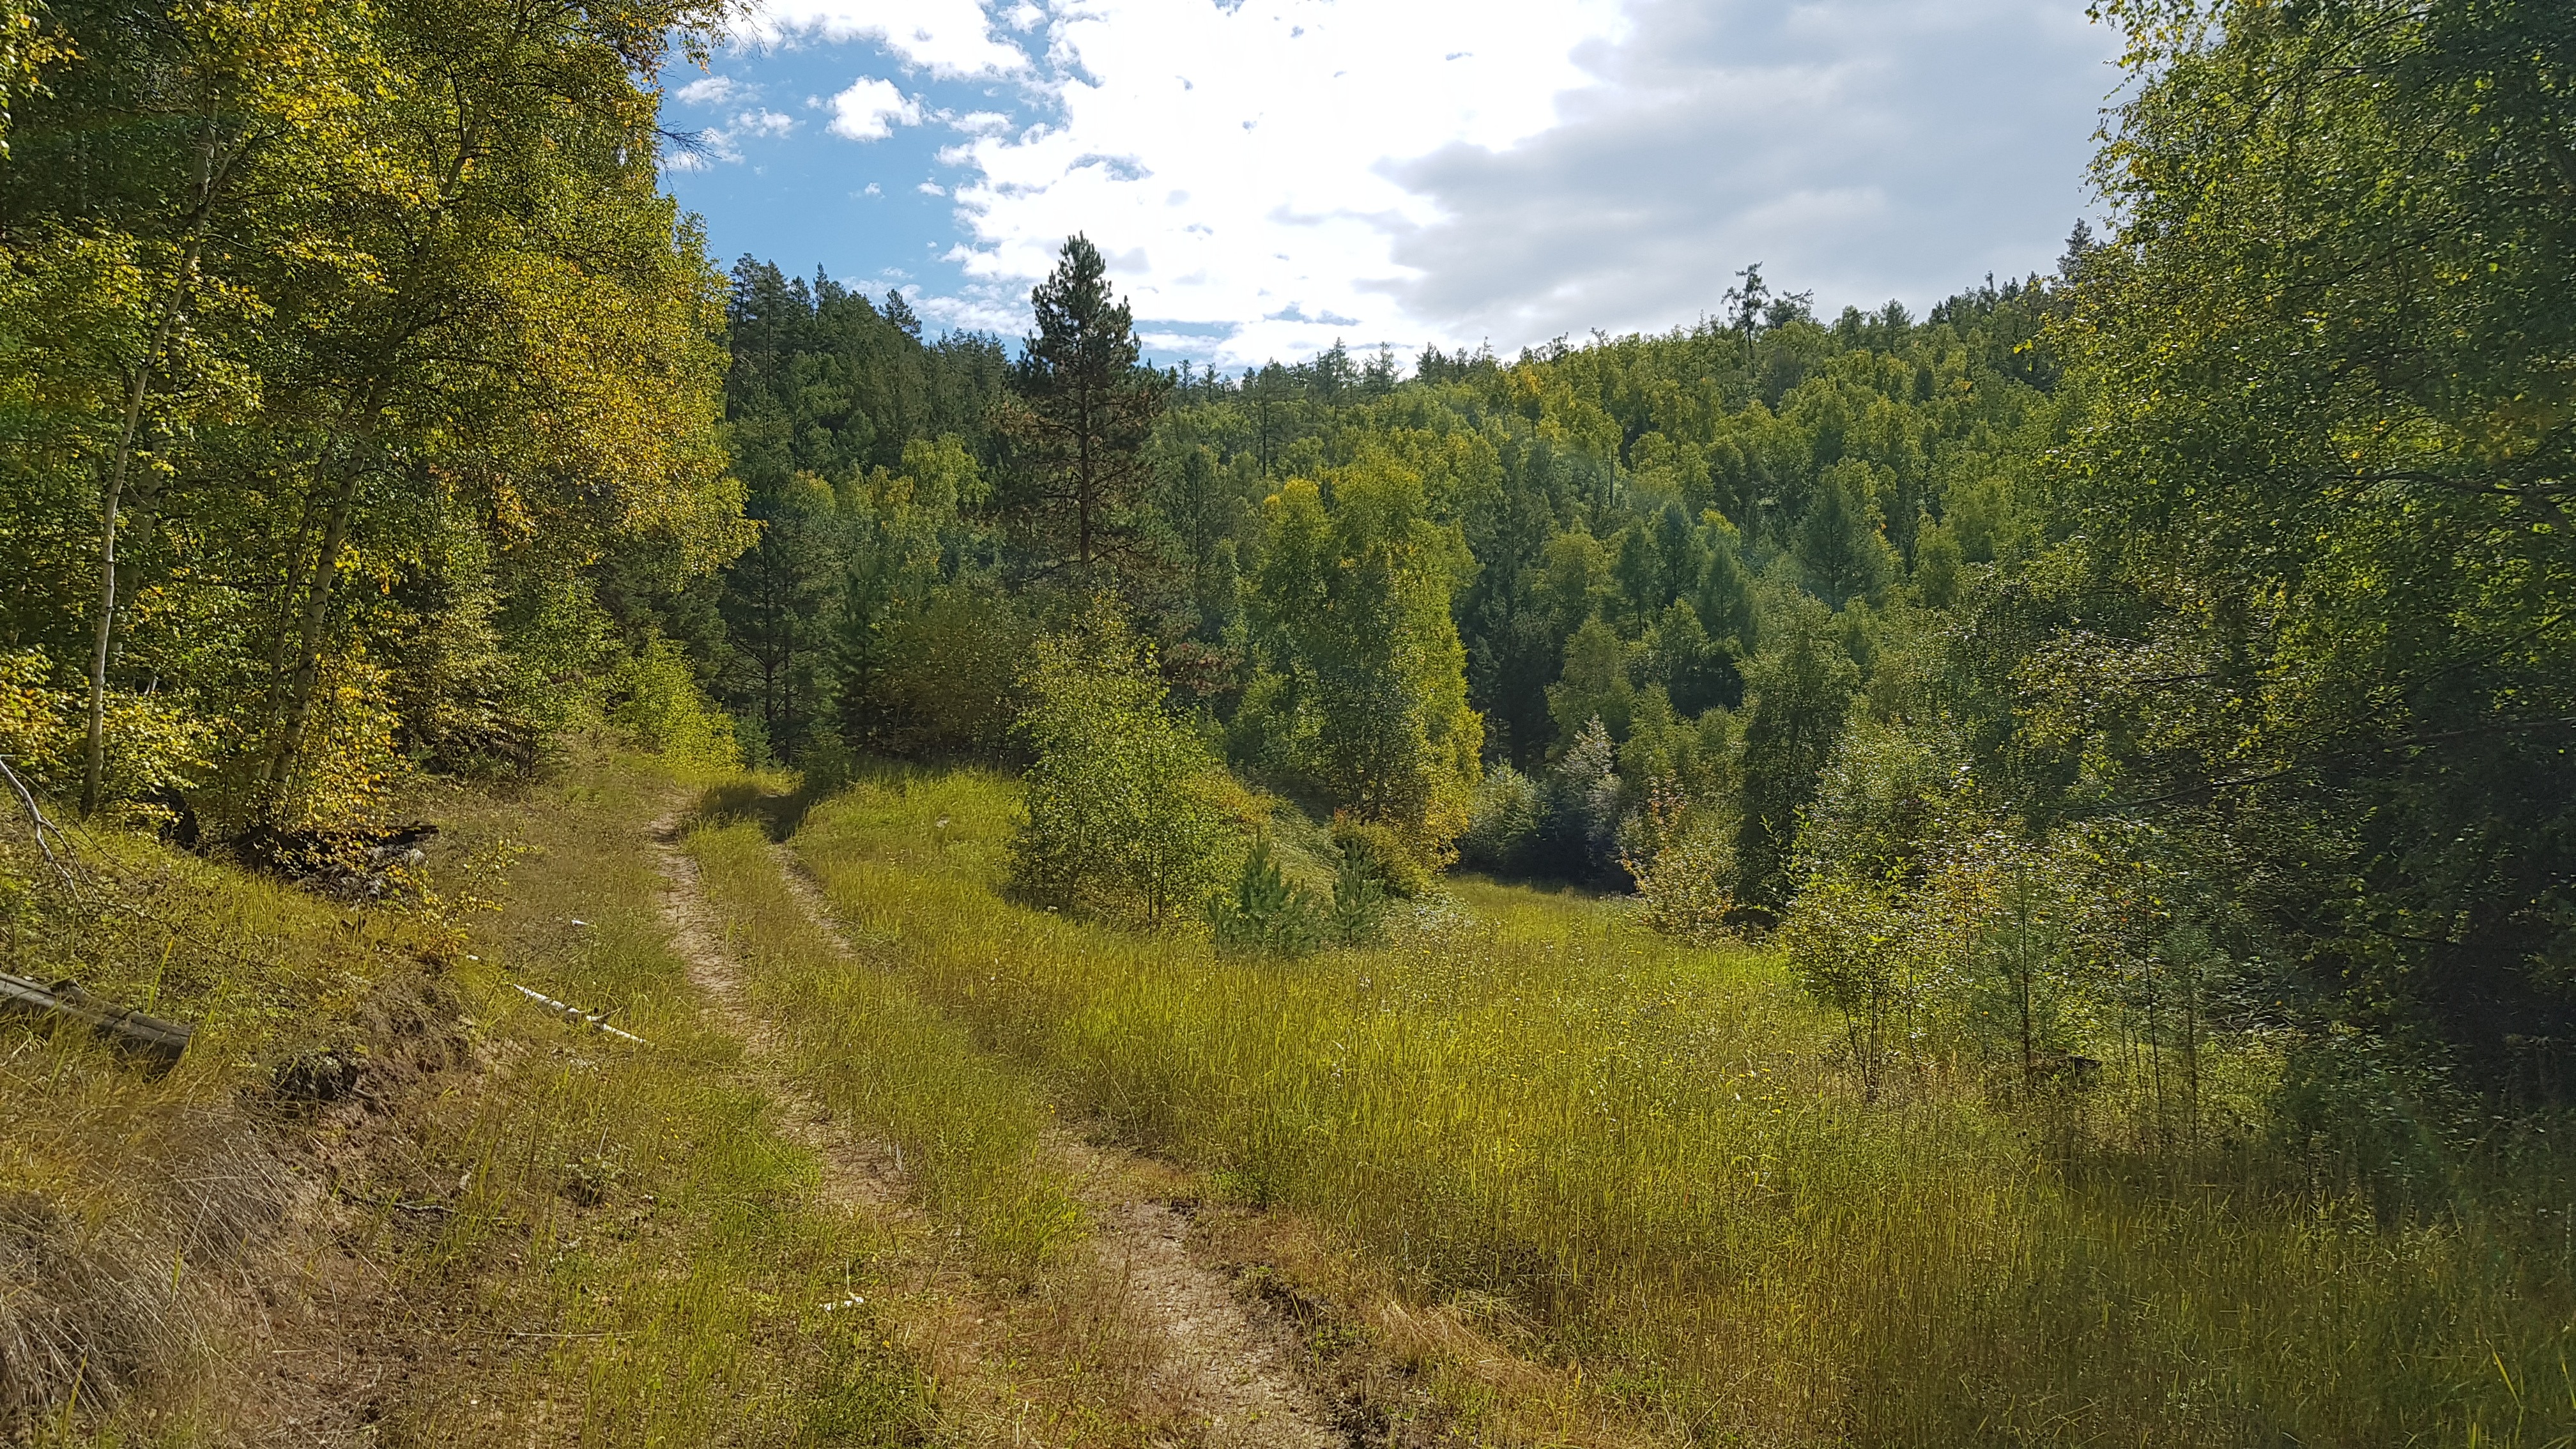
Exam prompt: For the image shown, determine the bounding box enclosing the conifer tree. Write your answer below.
[999,235,1167,584]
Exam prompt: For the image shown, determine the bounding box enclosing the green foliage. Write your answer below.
[996,234,1168,584]
[610,635,740,772]
[1009,603,1240,926]
[1209,838,1326,956]
[1777,878,1923,1101]
[1622,778,1737,946]
[0,0,749,829]
[1457,762,1544,876]
[1793,460,1898,608]
[1245,454,1482,861]
[1325,845,1391,946]
[1732,598,1862,909]
[1330,814,1429,899]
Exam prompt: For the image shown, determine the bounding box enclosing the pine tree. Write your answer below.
[998,235,1167,584]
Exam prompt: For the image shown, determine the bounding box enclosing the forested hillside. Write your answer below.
[688,0,2575,1112]
[6,0,2566,1095]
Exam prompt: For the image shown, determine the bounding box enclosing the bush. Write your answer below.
[1326,847,1390,946]
[1209,839,1326,956]
[610,634,740,770]
[1331,814,1429,898]
[1009,602,1241,926]
[1624,781,1738,946]
[1779,878,1926,1102]
[857,584,1034,759]
[0,649,210,818]
[1457,762,1542,875]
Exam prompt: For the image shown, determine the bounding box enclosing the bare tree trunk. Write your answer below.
[82,112,225,814]
[259,468,362,816]
[82,369,151,815]
[83,257,197,815]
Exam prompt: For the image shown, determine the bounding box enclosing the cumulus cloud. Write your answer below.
[751,0,1028,77]
[735,108,797,137]
[829,76,925,140]
[935,0,1625,360]
[673,74,743,106]
[700,0,2119,362]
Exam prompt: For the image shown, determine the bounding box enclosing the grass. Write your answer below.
[365,749,936,1447]
[783,758,2576,1448]
[11,744,2573,1445]
[675,800,1233,1447]
[679,810,1078,1275]
[2,742,936,1445]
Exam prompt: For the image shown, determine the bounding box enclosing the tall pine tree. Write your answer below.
[999,236,1167,585]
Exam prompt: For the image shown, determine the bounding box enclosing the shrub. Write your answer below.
[1326,847,1390,946]
[1331,814,1429,898]
[1209,839,1326,956]
[1779,878,1926,1101]
[859,584,1034,760]
[1457,762,1542,875]
[1624,780,1738,946]
[610,634,740,770]
[1010,602,1241,926]
[0,649,209,818]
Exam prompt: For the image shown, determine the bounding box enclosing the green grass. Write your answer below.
[3,744,936,1446]
[679,813,1080,1276]
[369,751,936,1448]
[784,759,2576,1448]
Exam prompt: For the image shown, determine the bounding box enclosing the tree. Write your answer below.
[0,0,747,831]
[2020,0,2576,1059]
[1010,602,1238,926]
[1794,461,1895,609]
[998,235,1167,585]
[1248,454,1482,862]
[1735,599,1862,910]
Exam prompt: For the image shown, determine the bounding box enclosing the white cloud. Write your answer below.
[719,0,2118,363]
[829,76,925,140]
[935,0,1627,361]
[673,74,742,106]
[735,108,797,137]
[1377,0,2119,345]
[749,0,1029,77]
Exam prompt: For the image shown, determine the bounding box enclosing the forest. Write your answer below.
[2,0,2573,1442]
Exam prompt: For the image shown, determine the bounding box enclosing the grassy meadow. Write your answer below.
[774,760,2576,1448]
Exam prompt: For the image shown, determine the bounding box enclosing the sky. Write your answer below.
[659,0,2126,369]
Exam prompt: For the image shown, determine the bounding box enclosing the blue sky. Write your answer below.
[659,0,2125,369]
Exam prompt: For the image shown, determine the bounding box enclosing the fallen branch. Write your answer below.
[0,969,193,1067]
[509,983,650,1045]
[0,755,82,889]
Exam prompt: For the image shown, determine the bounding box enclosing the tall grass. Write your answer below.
[680,814,1080,1274]
[788,762,2576,1446]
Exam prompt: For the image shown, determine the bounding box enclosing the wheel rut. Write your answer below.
[654,805,1342,1449]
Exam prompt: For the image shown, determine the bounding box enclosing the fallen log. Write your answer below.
[0,969,194,1067]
